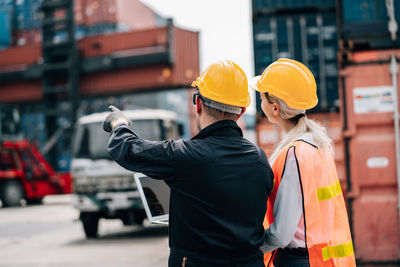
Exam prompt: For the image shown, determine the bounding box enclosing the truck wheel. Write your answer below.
[80,212,100,238]
[0,180,23,207]
[134,209,146,225]
[27,198,43,205]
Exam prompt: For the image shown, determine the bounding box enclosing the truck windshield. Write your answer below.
[73,119,162,159]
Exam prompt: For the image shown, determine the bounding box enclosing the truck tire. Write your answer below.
[134,209,146,225]
[27,198,43,205]
[80,212,100,238]
[0,180,23,207]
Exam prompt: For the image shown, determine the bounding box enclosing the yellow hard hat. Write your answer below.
[191,60,250,107]
[252,58,318,110]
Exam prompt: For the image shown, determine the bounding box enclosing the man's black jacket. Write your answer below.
[108,120,274,262]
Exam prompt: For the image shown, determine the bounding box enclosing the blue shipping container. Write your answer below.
[340,0,400,48]
[253,0,335,12]
[0,9,11,46]
[253,11,338,112]
[15,0,42,30]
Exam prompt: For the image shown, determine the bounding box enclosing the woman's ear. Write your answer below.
[272,103,280,116]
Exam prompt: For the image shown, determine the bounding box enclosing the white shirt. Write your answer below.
[260,133,315,253]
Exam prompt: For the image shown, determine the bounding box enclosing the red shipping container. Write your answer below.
[339,49,400,263]
[74,0,117,26]
[0,25,199,103]
[14,29,41,46]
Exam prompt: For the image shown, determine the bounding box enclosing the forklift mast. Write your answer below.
[40,0,79,169]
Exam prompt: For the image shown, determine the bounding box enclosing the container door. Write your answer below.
[341,56,400,262]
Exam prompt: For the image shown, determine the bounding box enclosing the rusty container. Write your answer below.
[340,49,400,263]
[0,25,199,103]
[78,26,199,96]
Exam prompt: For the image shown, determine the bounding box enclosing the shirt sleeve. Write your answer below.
[260,146,303,253]
[107,124,185,180]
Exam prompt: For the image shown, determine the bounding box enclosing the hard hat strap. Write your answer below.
[201,95,243,115]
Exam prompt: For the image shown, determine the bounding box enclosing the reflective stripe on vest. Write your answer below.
[317,181,342,201]
[322,241,354,261]
[263,140,356,267]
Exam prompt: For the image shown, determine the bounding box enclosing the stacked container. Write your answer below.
[253,0,338,112]
[254,0,400,264]
[340,50,400,263]
[252,2,345,176]
[0,0,166,46]
[338,0,400,264]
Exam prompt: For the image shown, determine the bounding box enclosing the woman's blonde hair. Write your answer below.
[266,93,333,164]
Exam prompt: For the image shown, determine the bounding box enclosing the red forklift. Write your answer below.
[0,140,72,207]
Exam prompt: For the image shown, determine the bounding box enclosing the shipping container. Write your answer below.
[15,29,41,45]
[74,0,117,26]
[116,0,166,31]
[339,49,400,264]
[0,25,199,102]
[338,0,400,50]
[253,10,339,112]
[15,0,42,30]
[0,9,11,47]
[0,0,163,46]
[0,0,43,30]
[253,0,335,13]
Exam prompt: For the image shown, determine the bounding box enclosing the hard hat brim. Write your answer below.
[248,75,262,92]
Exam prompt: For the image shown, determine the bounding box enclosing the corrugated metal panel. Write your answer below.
[253,11,338,112]
[340,50,400,262]
[0,81,42,102]
[0,44,40,67]
[0,9,11,46]
[171,27,200,87]
[15,29,41,45]
[0,26,199,101]
[80,65,173,95]
[339,0,400,49]
[78,27,168,58]
[253,0,335,12]
[74,0,117,26]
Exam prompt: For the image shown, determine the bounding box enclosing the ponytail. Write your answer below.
[267,94,333,164]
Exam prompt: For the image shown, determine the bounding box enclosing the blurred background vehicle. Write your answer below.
[0,139,71,207]
[71,109,182,238]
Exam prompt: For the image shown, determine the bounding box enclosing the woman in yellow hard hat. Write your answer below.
[250,58,355,267]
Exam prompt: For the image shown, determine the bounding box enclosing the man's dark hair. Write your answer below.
[202,104,239,121]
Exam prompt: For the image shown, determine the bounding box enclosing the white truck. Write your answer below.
[71,109,181,238]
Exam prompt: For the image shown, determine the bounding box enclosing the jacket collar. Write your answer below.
[191,120,243,140]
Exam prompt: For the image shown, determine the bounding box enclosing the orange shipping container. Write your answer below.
[339,49,400,263]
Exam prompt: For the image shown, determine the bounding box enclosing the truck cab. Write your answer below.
[71,109,180,238]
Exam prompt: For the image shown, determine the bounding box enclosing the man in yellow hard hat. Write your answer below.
[103,59,274,266]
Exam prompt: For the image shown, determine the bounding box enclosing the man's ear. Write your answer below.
[237,107,246,120]
[196,97,202,114]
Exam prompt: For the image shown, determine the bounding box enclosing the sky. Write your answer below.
[140,0,257,114]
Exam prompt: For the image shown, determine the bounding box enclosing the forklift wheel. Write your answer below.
[27,198,43,205]
[0,180,23,207]
[81,212,100,238]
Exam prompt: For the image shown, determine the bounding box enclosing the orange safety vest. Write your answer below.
[263,140,356,267]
